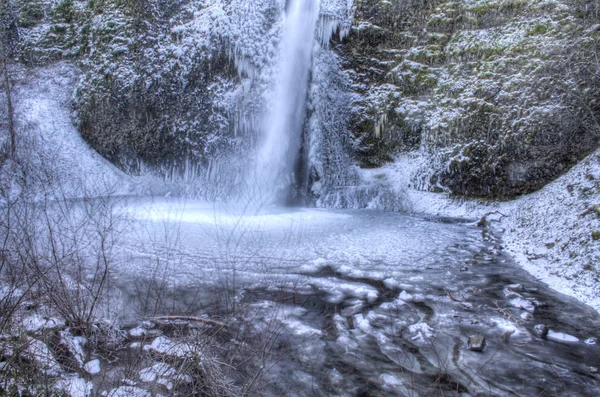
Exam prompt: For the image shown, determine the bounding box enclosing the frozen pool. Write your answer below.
[111,198,600,396]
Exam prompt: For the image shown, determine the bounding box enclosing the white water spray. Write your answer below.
[252,0,321,204]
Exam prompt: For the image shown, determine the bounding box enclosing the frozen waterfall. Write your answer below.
[250,0,320,205]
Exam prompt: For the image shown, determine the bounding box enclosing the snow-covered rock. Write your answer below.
[54,376,93,397]
[60,330,87,367]
[508,298,535,313]
[84,359,101,375]
[144,336,199,359]
[22,315,66,333]
[128,327,147,339]
[23,337,63,376]
[139,362,176,383]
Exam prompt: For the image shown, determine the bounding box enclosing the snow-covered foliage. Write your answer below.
[342,0,600,198]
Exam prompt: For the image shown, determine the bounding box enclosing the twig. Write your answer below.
[580,205,600,217]
[561,237,577,251]
[151,316,226,327]
[444,289,463,302]
[491,301,522,326]
[477,211,508,227]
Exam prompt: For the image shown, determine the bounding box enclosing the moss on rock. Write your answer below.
[340,0,600,198]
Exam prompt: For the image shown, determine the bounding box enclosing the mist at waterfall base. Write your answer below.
[249,0,320,206]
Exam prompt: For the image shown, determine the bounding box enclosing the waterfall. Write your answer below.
[250,0,321,205]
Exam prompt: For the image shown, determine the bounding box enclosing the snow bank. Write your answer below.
[402,148,600,313]
[12,62,131,198]
[501,149,600,312]
[54,376,93,397]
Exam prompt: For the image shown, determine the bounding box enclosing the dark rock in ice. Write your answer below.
[534,324,549,338]
[502,330,515,342]
[520,312,533,321]
[506,284,524,292]
[467,335,486,352]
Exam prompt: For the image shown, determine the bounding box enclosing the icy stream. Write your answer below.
[113,198,600,396]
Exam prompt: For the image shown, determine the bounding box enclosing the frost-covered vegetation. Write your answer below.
[4,0,599,202]
[343,0,600,198]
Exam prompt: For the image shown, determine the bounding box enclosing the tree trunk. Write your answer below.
[0,39,15,156]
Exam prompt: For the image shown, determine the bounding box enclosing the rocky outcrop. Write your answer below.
[339,0,600,198]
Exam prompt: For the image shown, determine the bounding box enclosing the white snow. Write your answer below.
[22,315,66,333]
[380,373,416,396]
[84,359,101,375]
[23,337,63,376]
[139,362,176,383]
[500,150,600,313]
[130,342,142,350]
[145,336,199,359]
[107,386,151,397]
[13,63,131,198]
[508,298,535,313]
[547,331,580,344]
[129,327,147,338]
[282,318,323,337]
[406,321,434,342]
[60,330,87,367]
[54,376,93,397]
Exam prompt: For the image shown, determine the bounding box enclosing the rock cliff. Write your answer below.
[4,0,600,200]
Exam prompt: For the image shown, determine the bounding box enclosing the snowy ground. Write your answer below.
[500,152,600,312]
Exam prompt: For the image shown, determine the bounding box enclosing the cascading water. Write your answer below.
[250,0,321,205]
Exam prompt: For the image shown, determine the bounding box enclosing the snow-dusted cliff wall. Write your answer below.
[5,0,599,207]
[338,0,600,200]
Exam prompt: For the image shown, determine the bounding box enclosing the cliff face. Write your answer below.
[7,0,600,201]
[17,0,239,178]
[339,0,600,198]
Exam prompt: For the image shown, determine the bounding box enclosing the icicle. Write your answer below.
[374,114,388,139]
